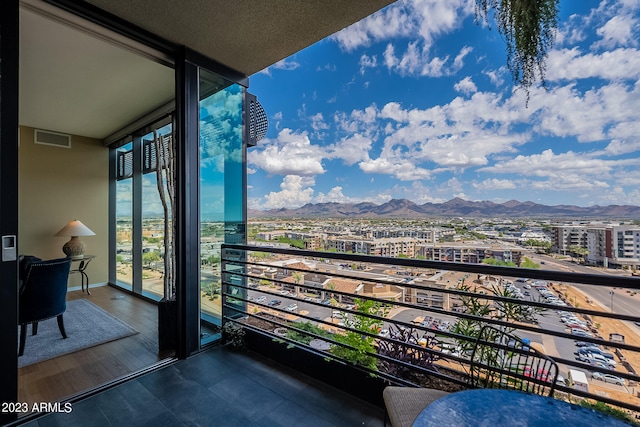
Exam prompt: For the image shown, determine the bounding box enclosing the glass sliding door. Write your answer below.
[115,142,134,287]
[113,118,173,300]
[198,69,245,344]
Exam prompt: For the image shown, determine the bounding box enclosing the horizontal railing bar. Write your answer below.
[223,244,640,289]
[221,244,640,416]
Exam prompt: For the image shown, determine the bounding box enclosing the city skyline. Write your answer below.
[247,0,640,211]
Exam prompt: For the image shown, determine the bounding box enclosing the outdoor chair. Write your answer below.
[469,324,558,396]
[383,386,450,427]
[18,257,72,356]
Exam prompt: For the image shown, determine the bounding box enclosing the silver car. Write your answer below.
[591,372,625,385]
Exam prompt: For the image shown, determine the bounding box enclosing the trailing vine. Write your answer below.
[476,0,559,103]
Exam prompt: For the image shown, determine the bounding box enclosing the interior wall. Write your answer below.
[18,126,109,287]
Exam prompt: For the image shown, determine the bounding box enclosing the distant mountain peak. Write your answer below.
[248,198,640,219]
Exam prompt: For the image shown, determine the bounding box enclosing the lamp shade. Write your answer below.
[55,220,95,259]
[55,220,96,237]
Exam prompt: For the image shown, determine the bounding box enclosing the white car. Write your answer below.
[378,329,390,337]
[255,296,267,303]
[285,303,298,311]
[592,372,625,385]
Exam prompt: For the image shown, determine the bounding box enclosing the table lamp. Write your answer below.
[55,219,95,259]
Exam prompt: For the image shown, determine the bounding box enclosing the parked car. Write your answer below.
[575,348,598,357]
[378,329,390,338]
[591,372,625,385]
[571,329,595,338]
[523,366,551,382]
[284,303,297,311]
[566,323,590,331]
[581,353,616,368]
[255,296,267,303]
[268,299,282,306]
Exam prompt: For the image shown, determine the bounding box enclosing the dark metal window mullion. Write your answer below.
[132,134,143,294]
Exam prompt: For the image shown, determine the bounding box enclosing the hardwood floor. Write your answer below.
[18,285,174,406]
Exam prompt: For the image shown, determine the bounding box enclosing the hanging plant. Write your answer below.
[476,0,559,103]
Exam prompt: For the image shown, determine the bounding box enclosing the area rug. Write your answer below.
[18,299,139,368]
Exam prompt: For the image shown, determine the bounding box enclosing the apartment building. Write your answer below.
[325,236,421,258]
[586,227,609,266]
[552,225,588,254]
[554,224,640,270]
[611,225,640,270]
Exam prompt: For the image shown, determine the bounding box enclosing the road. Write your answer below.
[527,253,640,317]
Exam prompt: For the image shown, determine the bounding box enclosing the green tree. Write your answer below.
[568,245,588,264]
[142,251,161,267]
[482,257,516,267]
[450,283,545,356]
[520,257,540,269]
[331,298,390,373]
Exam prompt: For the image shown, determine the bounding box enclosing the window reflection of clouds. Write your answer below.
[200,84,243,171]
[199,83,243,221]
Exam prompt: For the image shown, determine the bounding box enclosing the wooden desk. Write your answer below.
[69,255,95,295]
[413,388,628,427]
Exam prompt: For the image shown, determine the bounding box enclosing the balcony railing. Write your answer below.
[221,243,640,418]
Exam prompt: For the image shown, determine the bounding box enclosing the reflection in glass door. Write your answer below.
[115,142,133,287]
[199,69,245,344]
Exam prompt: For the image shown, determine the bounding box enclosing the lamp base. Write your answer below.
[62,236,86,259]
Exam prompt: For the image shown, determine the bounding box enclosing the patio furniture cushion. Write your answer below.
[383,386,450,427]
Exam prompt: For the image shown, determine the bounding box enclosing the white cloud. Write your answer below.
[547,48,640,81]
[359,157,433,181]
[327,133,374,165]
[533,81,640,143]
[479,149,640,190]
[595,15,637,49]
[248,128,325,176]
[270,111,283,131]
[332,0,473,78]
[330,2,416,51]
[262,175,315,209]
[472,178,516,190]
[382,43,470,77]
[359,54,378,74]
[259,58,301,76]
[483,68,505,87]
[454,76,477,95]
[311,113,330,132]
[314,186,351,203]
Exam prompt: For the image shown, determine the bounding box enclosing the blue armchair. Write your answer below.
[18,257,72,356]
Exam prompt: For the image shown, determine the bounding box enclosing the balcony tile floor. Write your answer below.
[23,346,384,427]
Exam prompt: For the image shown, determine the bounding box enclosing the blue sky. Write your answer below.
[246,0,640,210]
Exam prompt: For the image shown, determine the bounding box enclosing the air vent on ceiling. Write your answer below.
[34,129,71,148]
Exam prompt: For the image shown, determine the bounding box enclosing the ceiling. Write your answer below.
[19,0,394,141]
[83,0,396,77]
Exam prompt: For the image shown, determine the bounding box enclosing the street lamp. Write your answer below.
[609,290,614,313]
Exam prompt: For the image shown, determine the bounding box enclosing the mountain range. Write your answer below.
[248,198,640,219]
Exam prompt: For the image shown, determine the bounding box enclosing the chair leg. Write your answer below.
[19,324,27,356]
[32,321,38,336]
[57,314,67,339]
